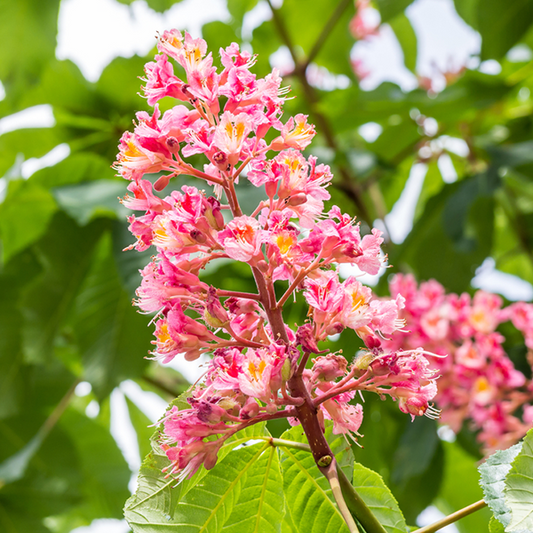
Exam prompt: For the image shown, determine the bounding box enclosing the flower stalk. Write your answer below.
[117,29,440,530]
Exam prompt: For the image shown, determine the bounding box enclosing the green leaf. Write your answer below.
[478,0,533,60]
[125,420,272,532]
[60,408,131,520]
[389,417,444,524]
[395,171,498,293]
[0,399,83,525]
[129,442,272,532]
[112,220,153,299]
[276,0,355,77]
[504,428,533,531]
[32,152,116,189]
[389,13,418,73]
[222,444,285,533]
[351,462,408,533]
[115,0,183,11]
[52,180,128,226]
[453,0,479,30]
[490,516,506,533]
[125,401,270,530]
[375,0,415,23]
[96,56,150,114]
[478,440,522,529]
[278,423,354,533]
[227,0,259,35]
[202,21,239,61]
[0,127,63,179]
[20,213,108,363]
[0,0,60,97]
[70,233,150,398]
[0,180,57,262]
[391,417,439,487]
[125,397,154,462]
[20,59,98,115]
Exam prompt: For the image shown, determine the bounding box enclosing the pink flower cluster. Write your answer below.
[383,274,533,453]
[116,30,438,480]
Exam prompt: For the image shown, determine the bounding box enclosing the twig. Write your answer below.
[266,0,373,226]
[324,460,361,533]
[414,499,487,533]
[304,0,352,69]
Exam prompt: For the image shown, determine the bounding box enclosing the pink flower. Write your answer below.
[141,54,189,106]
[212,112,252,166]
[271,114,316,151]
[218,216,264,264]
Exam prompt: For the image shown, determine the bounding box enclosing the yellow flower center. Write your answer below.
[248,360,267,381]
[276,233,295,255]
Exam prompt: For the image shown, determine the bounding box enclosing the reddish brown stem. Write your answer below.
[216,289,261,301]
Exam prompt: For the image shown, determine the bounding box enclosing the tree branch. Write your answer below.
[304,0,352,69]
[266,0,373,226]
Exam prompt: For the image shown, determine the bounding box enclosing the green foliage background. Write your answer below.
[1,0,533,531]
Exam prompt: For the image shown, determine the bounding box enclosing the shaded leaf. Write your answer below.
[0,127,63,180]
[202,21,240,61]
[21,213,108,363]
[277,0,355,77]
[227,0,259,34]
[0,431,46,485]
[70,233,150,398]
[478,0,533,60]
[32,152,116,189]
[52,180,128,226]
[0,180,57,262]
[0,0,60,101]
[395,171,498,293]
[453,0,479,30]
[390,417,444,524]
[391,417,439,487]
[60,408,131,520]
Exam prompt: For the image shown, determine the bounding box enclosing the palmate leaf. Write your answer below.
[278,424,353,533]
[70,232,150,398]
[20,213,108,363]
[504,428,533,532]
[478,441,522,529]
[352,463,408,533]
[125,419,276,532]
[220,443,284,533]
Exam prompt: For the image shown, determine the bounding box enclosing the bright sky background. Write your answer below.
[1,1,531,531]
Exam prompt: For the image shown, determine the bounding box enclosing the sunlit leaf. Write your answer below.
[478,440,522,529]
[504,428,533,531]
[278,423,353,533]
[352,462,408,533]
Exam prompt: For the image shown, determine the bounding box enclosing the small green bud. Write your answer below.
[353,352,374,370]
[281,357,292,381]
[317,455,332,467]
